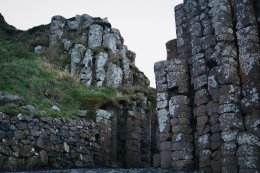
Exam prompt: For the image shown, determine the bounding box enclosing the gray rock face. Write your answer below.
[120,46,133,86]
[70,44,86,76]
[80,49,93,86]
[46,14,150,90]
[88,24,103,48]
[62,39,72,51]
[67,15,81,30]
[49,15,65,47]
[0,92,22,104]
[34,45,44,53]
[95,52,108,87]
[155,0,260,172]
[103,33,117,52]
[106,63,123,88]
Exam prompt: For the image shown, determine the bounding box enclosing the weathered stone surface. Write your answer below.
[172,125,192,134]
[49,15,65,47]
[198,134,210,149]
[155,0,260,172]
[166,39,177,60]
[237,133,260,146]
[106,63,123,88]
[170,117,190,126]
[0,92,22,104]
[70,44,86,76]
[172,159,194,170]
[221,131,238,142]
[96,109,112,123]
[160,150,171,168]
[160,141,171,151]
[157,109,169,133]
[219,113,243,131]
[39,150,48,165]
[103,33,117,52]
[67,15,81,30]
[172,150,193,160]
[95,52,108,87]
[172,141,194,151]
[19,145,34,158]
[172,133,193,143]
[88,24,103,48]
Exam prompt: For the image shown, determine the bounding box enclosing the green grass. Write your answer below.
[0,37,122,117]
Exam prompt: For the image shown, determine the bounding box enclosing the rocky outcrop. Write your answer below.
[154,0,260,172]
[0,13,16,32]
[32,14,149,89]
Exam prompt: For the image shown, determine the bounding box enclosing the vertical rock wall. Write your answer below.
[155,0,260,172]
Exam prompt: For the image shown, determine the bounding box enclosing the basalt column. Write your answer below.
[155,0,260,172]
[174,3,195,170]
[209,0,244,172]
[234,0,260,172]
[154,60,171,168]
[168,59,193,170]
[185,0,212,172]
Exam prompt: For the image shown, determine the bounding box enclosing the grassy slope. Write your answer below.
[0,29,123,117]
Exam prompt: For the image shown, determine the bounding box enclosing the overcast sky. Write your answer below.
[0,0,183,87]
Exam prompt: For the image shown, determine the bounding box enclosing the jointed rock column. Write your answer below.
[155,0,260,172]
[234,0,260,171]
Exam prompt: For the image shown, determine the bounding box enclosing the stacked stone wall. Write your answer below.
[0,113,98,170]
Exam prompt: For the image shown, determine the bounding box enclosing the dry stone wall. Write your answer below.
[0,103,157,171]
[155,0,260,172]
[0,112,98,170]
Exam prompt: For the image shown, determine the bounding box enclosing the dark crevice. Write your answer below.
[206,59,217,70]
[167,86,179,99]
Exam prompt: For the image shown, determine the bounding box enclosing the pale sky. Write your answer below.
[0,0,183,87]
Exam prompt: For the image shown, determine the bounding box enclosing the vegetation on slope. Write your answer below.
[0,29,125,117]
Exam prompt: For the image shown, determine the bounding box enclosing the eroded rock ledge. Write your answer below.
[154,0,260,172]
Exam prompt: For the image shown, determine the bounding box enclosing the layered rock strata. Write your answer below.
[155,0,260,172]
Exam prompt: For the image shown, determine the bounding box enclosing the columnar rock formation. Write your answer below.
[155,0,260,172]
[47,14,149,89]
[45,14,156,169]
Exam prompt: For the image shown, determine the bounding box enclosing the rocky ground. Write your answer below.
[1,168,198,173]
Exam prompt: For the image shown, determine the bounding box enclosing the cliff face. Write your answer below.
[155,0,260,172]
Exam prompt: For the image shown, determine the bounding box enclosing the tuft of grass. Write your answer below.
[0,103,28,115]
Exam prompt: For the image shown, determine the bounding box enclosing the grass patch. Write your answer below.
[0,38,124,117]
